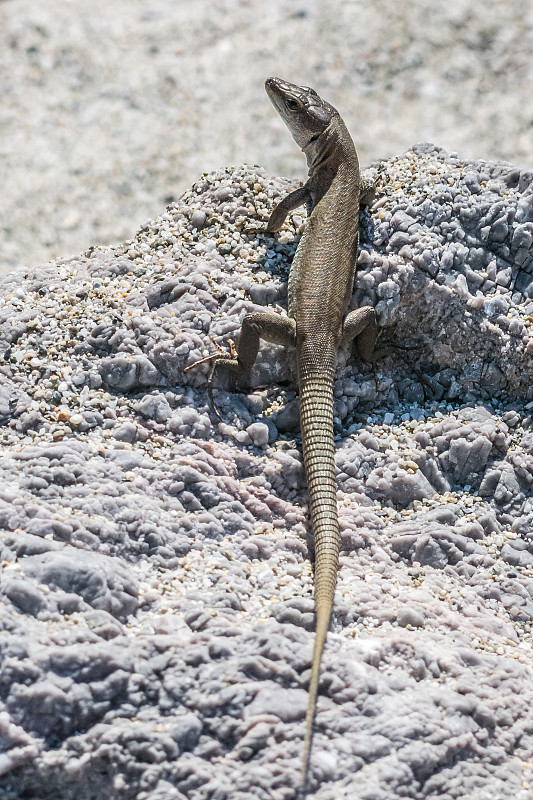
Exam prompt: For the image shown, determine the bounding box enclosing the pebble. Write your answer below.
[397,607,425,628]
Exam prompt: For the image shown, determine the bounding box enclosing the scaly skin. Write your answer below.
[186,77,378,793]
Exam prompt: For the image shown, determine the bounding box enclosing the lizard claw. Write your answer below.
[183,351,222,373]
[184,338,238,420]
[184,353,224,420]
[183,336,234,372]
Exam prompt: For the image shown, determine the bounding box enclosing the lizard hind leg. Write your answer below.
[184,311,297,417]
[341,305,379,361]
[341,306,394,364]
[341,306,390,393]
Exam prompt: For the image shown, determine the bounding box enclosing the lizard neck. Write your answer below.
[304,116,359,191]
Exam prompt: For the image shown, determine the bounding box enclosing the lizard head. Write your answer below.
[265,77,337,150]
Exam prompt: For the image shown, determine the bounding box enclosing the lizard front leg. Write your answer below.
[185,311,296,414]
[265,185,311,233]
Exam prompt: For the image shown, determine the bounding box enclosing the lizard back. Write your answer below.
[265,77,365,792]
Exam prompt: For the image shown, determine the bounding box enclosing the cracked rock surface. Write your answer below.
[1,146,533,799]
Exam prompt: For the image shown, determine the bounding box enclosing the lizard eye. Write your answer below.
[286,99,299,111]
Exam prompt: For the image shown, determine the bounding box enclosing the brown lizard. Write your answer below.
[186,76,378,793]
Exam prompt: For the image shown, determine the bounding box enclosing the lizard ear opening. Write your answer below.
[308,104,333,129]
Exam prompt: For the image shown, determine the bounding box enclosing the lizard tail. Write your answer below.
[298,372,340,793]
[301,604,331,792]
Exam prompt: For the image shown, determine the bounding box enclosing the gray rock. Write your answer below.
[111,421,138,442]
[246,686,307,722]
[100,355,163,391]
[136,392,172,422]
[19,549,138,622]
[397,607,425,628]
[190,210,207,230]
[2,154,533,800]
[273,398,300,433]
[0,381,31,424]
[1,577,45,616]
[246,421,269,447]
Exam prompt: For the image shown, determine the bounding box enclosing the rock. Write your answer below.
[2,155,533,800]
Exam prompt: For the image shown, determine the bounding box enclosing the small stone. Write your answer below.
[112,422,137,443]
[246,422,269,447]
[191,210,207,230]
[274,399,299,433]
[397,608,425,628]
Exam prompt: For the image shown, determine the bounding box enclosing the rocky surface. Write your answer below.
[1,147,533,799]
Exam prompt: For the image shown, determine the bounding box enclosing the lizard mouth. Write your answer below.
[264,76,287,110]
[264,76,303,106]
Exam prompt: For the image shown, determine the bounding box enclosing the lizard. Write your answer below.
[186,77,378,793]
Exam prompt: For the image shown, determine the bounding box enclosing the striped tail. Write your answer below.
[298,372,340,792]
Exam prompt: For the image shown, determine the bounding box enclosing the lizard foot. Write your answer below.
[184,339,239,420]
